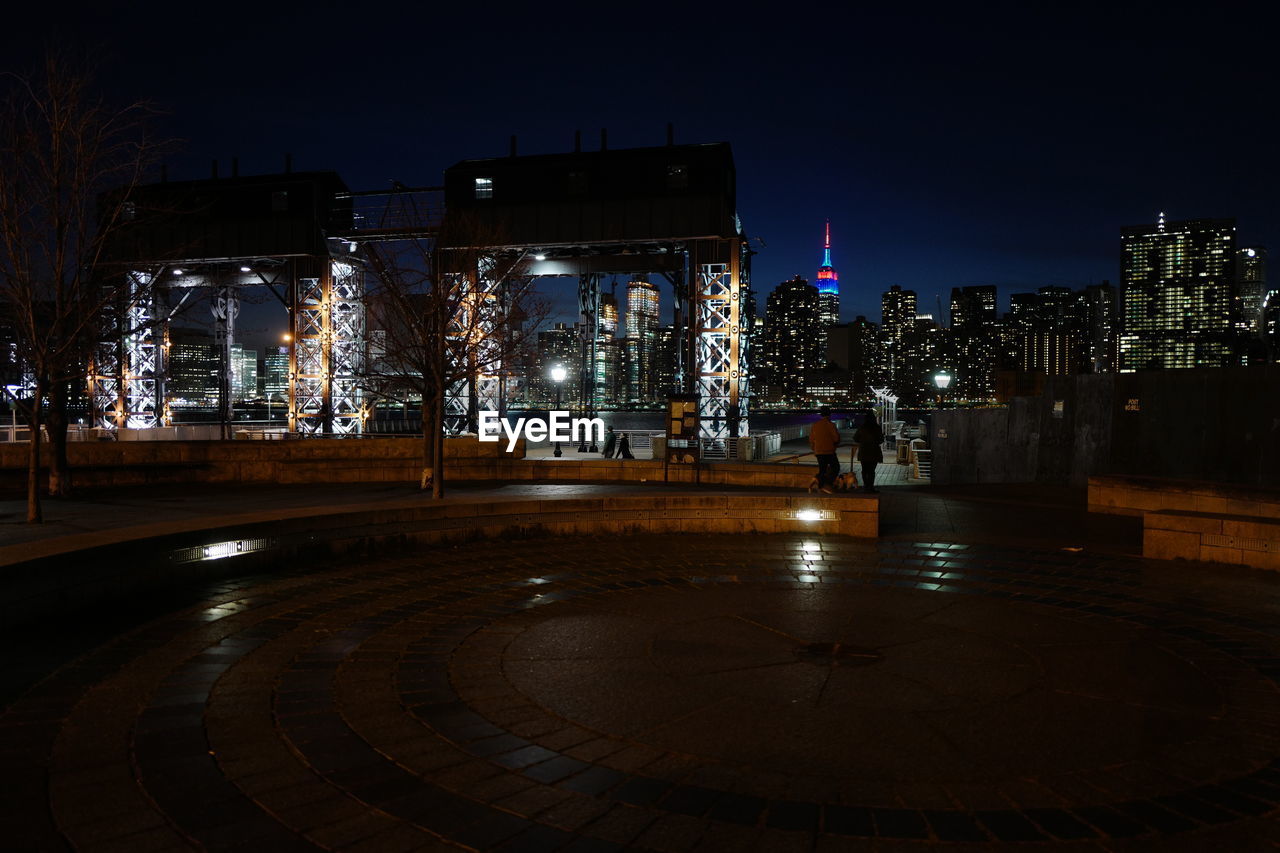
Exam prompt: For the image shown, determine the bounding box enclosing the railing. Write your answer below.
[1,425,100,443]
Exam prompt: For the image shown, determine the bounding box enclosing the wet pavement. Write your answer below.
[2,483,1280,850]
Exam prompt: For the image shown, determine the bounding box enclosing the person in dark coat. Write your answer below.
[852,411,885,493]
[602,426,617,458]
[617,432,634,459]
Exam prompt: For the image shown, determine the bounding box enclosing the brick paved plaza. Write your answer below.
[2,485,1280,851]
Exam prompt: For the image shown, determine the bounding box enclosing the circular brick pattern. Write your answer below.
[4,533,1280,851]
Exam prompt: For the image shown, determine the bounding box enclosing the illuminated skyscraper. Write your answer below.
[760,275,822,400]
[1119,214,1237,371]
[1236,246,1268,334]
[625,278,661,402]
[816,221,839,328]
[595,292,620,404]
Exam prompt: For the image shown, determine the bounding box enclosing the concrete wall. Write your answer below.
[0,435,820,491]
[933,365,1279,487]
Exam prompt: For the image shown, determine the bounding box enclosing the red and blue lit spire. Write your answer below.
[816,220,839,296]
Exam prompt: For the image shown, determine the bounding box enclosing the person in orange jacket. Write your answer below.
[808,407,841,494]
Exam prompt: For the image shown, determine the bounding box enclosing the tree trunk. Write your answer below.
[26,388,43,523]
[431,389,445,500]
[46,381,71,497]
[419,398,433,491]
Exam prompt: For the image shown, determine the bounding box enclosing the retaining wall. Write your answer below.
[0,490,878,627]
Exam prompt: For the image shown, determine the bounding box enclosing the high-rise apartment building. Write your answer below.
[1119,214,1237,371]
[950,285,999,399]
[534,322,581,405]
[881,285,917,388]
[625,278,661,403]
[760,275,822,400]
[881,285,917,347]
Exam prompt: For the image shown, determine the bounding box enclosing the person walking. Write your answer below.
[602,426,617,458]
[617,432,634,459]
[808,407,841,494]
[852,410,885,493]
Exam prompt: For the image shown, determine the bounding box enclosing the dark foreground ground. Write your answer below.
[2,483,1279,851]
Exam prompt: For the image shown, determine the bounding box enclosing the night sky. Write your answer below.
[7,5,1276,338]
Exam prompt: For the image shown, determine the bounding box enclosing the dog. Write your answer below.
[808,470,858,493]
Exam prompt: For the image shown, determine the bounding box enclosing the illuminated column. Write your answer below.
[328,260,366,435]
[290,268,327,434]
[289,260,367,436]
[693,238,748,443]
[123,270,163,428]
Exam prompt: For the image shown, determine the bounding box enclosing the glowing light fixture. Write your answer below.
[172,268,183,275]
[933,370,952,390]
[550,364,567,383]
[795,509,823,522]
[240,265,251,272]
[534,253,547,261]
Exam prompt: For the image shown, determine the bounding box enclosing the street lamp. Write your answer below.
[550,363,566,457]
[933,370,952,409]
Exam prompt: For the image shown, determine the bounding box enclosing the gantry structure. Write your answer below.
[93,170,374,435]
[440,140,752,443]
[92,140,751,444]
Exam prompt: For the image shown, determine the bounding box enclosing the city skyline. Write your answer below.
[3,6,1273,341]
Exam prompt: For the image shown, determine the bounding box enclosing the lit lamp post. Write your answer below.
[550,363,566,457]
[933,370,952,409]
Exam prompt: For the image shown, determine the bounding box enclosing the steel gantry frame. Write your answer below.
[92,255,368,436]
[690,239,749,443]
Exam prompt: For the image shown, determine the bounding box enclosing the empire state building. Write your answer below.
[816,221,839,327]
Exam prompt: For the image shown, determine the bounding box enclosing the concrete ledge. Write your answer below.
[1090,475,1280,519]
[0,489,878,628]
[1143,509,1280,571]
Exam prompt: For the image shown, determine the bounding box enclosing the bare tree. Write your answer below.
[0,51,160,521]
[364,210,549,498]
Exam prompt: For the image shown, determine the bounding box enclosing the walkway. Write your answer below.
[3,482,1279,851]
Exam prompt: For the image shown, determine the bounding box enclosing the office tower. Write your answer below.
[652,325,678,399]
[1082,282,1119,373]
[1236,247,1267,334]
[167,329,219,405]
[264,347,289,401]
[950,285,999,399]
[230,345,259,401]
[759,275,822,401]
[1119,214,1237,371]
[625,278,661,403]
[535,322,581,405]
[849,315,883,390]
[881,285,917,391]
[816,221,840,328]
[882,285,917,347]
[593,292,620,405]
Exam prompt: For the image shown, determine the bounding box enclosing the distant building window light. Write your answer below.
[271,190,289,212]
[666,164,688,189]
[475,177,493,199]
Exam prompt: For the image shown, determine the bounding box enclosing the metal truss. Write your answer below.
[693,241,748,443]
[577,274,600,417]
[89,302,122,430]
[124,271,164,428]
[328,260,366,435]
[290,274,327,434]
[90,270,163,430]
[472,260,502,429]
[290,261,367,435]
